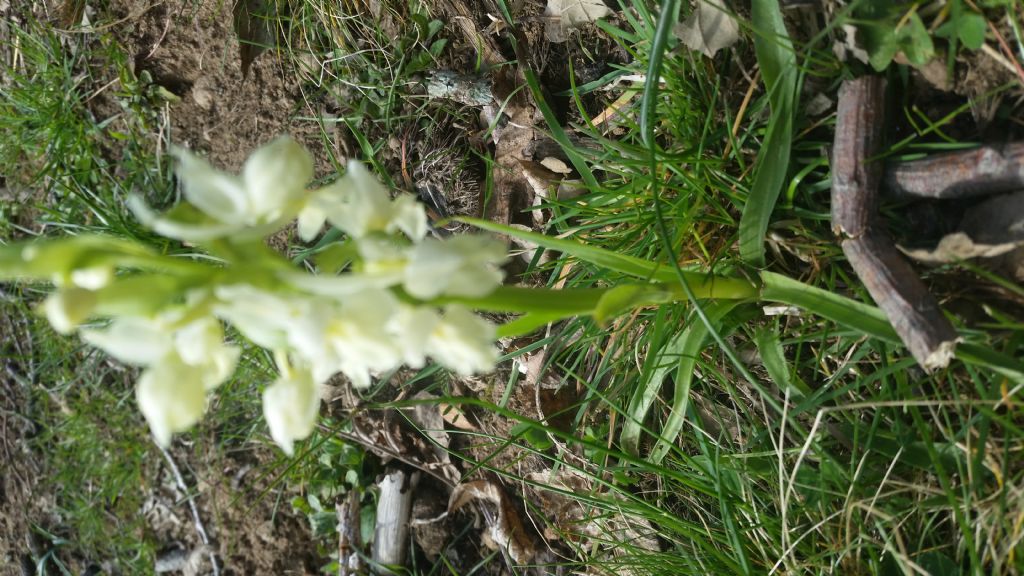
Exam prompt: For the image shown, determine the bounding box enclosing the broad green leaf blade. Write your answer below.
[738,0,798,266]
[648,301,741,464]
[759,271,897,341]
[621,324,690,456]
[957,12,987,50]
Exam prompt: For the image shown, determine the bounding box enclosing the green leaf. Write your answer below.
[759,271,898,341]
[900,13,935,66]
[864,22,900,70]
[648,301,742,463]
[760,272,1024,382]
[957,12,987,50]
[511,422,554,450]
[754,326,811,398]
[429,38,448,58]
[738,0,797,265]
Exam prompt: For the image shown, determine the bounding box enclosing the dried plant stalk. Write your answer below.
[831,76,887,239]
[884,143,1024,199]
[832,76,959,371]
[373,470,417,573]
[842,232,959,371]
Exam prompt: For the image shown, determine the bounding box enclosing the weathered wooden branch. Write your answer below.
[831,76,887,239]
[884,143,1024,199]
[831,76,959,371]
[841,232,959,370]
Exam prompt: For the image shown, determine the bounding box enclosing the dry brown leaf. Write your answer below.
[673,0,740,58]
[544,0,612,43]
[901,232,1023,263]
[439,402,477,431]
[540,157,573,175]
[525,470,661,557]
[901,191,1024,278]
[406,392,449,449]
[448,480,538,563]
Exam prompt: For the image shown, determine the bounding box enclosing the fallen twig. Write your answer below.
[372,469,418,573]
[831,76,959,371]
[842,232,959,370]
[831,76,887,239]
[883,143,1024,199]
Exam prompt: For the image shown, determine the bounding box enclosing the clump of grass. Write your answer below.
[482,1,1024,574]
[0,14,168,239]
[1,291,157,573]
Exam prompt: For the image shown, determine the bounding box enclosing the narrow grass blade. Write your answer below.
[521,67,599,191]
[738,0,798,265]
[754,325,811,398]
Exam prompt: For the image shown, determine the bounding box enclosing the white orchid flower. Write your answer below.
[81,314,240,445]
[131,136,314,241]
[213,285,320,350]
[42,287,98,334]
[214,284,398,387]
[82,315,238,387]
[425,305,499,375]
[262,360,321,455]
[403,235,508,300]
[298,161,428,242]
[69,266,114,290]
[81,315,174,364]
[387,305,440,368]
[321,289,404,387]
[136,353,210,447]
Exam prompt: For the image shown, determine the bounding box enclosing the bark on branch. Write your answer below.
[884,143,1024,199]
[831,76,959,371]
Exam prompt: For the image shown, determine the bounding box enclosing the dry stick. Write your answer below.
[883,142,1024,199]
[831,77,887,239]
[831,77,960,371]
[337,491,363,576]
[157,444,220,576]
[372,470,418,573]
[842,232,960,370]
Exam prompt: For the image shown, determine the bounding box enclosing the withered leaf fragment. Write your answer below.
[448,480,538,563]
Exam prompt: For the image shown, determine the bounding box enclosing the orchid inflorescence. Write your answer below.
[7,136,507,454]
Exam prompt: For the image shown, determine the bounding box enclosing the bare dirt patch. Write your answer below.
[101,0,324,170]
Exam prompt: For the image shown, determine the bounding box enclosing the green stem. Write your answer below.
[441,277,757,317]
